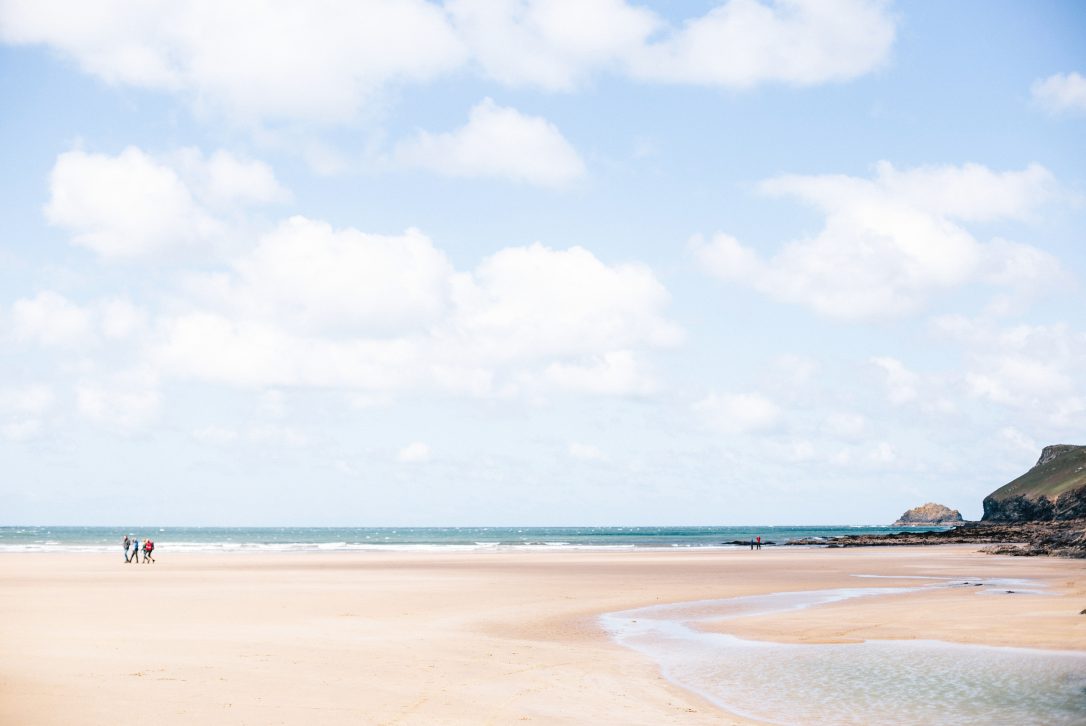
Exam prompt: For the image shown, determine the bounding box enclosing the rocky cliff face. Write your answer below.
[893,502,964,526]
[982,445,1086,522]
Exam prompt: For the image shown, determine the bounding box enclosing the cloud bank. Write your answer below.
[1,0,898,124]
[693,162,1060,320]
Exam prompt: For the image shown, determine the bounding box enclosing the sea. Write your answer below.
[0,524,939,553]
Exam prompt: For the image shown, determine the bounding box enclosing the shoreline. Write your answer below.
[1,546,1083,724]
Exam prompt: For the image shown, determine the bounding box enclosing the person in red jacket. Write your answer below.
[143,539,155,563]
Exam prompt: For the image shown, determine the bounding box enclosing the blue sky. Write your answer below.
[1,0,1084,525]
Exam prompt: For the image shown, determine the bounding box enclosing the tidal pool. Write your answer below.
[601,582,1086,725]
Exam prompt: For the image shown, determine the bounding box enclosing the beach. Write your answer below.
[1,546,1083,725]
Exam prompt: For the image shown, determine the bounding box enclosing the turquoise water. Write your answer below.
[602,583,1086,725]
[0,524,940,552]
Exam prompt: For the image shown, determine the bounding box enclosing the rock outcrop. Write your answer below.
[787,519,1086,558]
[982,445,1086,522]
[785,445,1086,558]
[892,502,964,526]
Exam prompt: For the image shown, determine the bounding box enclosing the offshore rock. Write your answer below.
[892,502,964,526]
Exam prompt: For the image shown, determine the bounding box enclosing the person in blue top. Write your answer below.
[129,538,140,564]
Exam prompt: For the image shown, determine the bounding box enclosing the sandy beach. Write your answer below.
[0,545,1083,725]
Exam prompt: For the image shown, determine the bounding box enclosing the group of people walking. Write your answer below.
[122,534,155,563]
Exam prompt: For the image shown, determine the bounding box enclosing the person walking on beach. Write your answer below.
[143,539,155,563]
[755,536,762,550]
[130,538,140,564]
[749,538,755,551]
[123,534,131,562]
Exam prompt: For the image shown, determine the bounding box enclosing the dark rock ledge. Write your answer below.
[786,520,1086,558]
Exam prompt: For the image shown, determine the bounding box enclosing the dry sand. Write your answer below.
[0,545,1083,725]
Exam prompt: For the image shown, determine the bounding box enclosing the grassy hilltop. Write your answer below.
[983,445,1086,521]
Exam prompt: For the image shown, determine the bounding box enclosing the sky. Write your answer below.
[1,0,1084,526]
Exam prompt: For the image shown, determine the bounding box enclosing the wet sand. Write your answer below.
[0,546,1082,725]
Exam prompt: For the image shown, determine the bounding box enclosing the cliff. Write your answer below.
[982,444,1086,522]
[892,502,963,526]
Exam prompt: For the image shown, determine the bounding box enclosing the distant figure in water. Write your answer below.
[143,539,155,563]
[130,538,140,564]
[749,538,755,551]
[123,534,131,562]
[756,536,762,550]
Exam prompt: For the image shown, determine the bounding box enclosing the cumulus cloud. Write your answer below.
[0,0,466,123]
[45,146,287,259]
[449,0,659,90]
[1,1,896,125]
[170,148,291,208]
[568,442,606,461]
[394,98,586,187]
[933,315,1086,426]
[153,219,680,397]
[1,419,42,441]
[630,0,896,87]
[0,384,55,416]
[100,298,148,340]
[397,441,431,463]
[694,391,781,434]
[10,291,94,346]
[9,291,150,348]
[543,350,656,396]
[1031,71,1086,115]
[76,380,160,430]
[692,162,1059,320]
[869,356,918,405]
[202,216,455,335]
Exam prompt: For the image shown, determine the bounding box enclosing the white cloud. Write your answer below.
[1031,71,1086,115]
[45,146,286,259]
[248,425,308,448]
[694,391,781,434]
[394,98,586,187]
[568,442,606,461]
[452,0,895,90]
[0,384,55,416]
[170,148,291,208]
[397,441,431,463]
[100,298,147,340]
[543,350,656,396]
[693,162,1059,320]
[825,412,866,438]
[867,441,896,465]
[870,356,918,405]
[45,147,220,258]
[76,380,160,430]
[933,316,1086,425]
[154,221,680,397]
[204,216,455,335]
[0,385,54,440]
[449,0,659,90]
[631,0,896,88]
[1,1,895,126]
[10,292,151,347]
[192,426,239,445]
[0,0,466,123]
[455,242,680,360]
[10,291,94,346]
[1,419,42,441]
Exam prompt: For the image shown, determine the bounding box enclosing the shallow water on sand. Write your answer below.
[602,584,1086,725]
